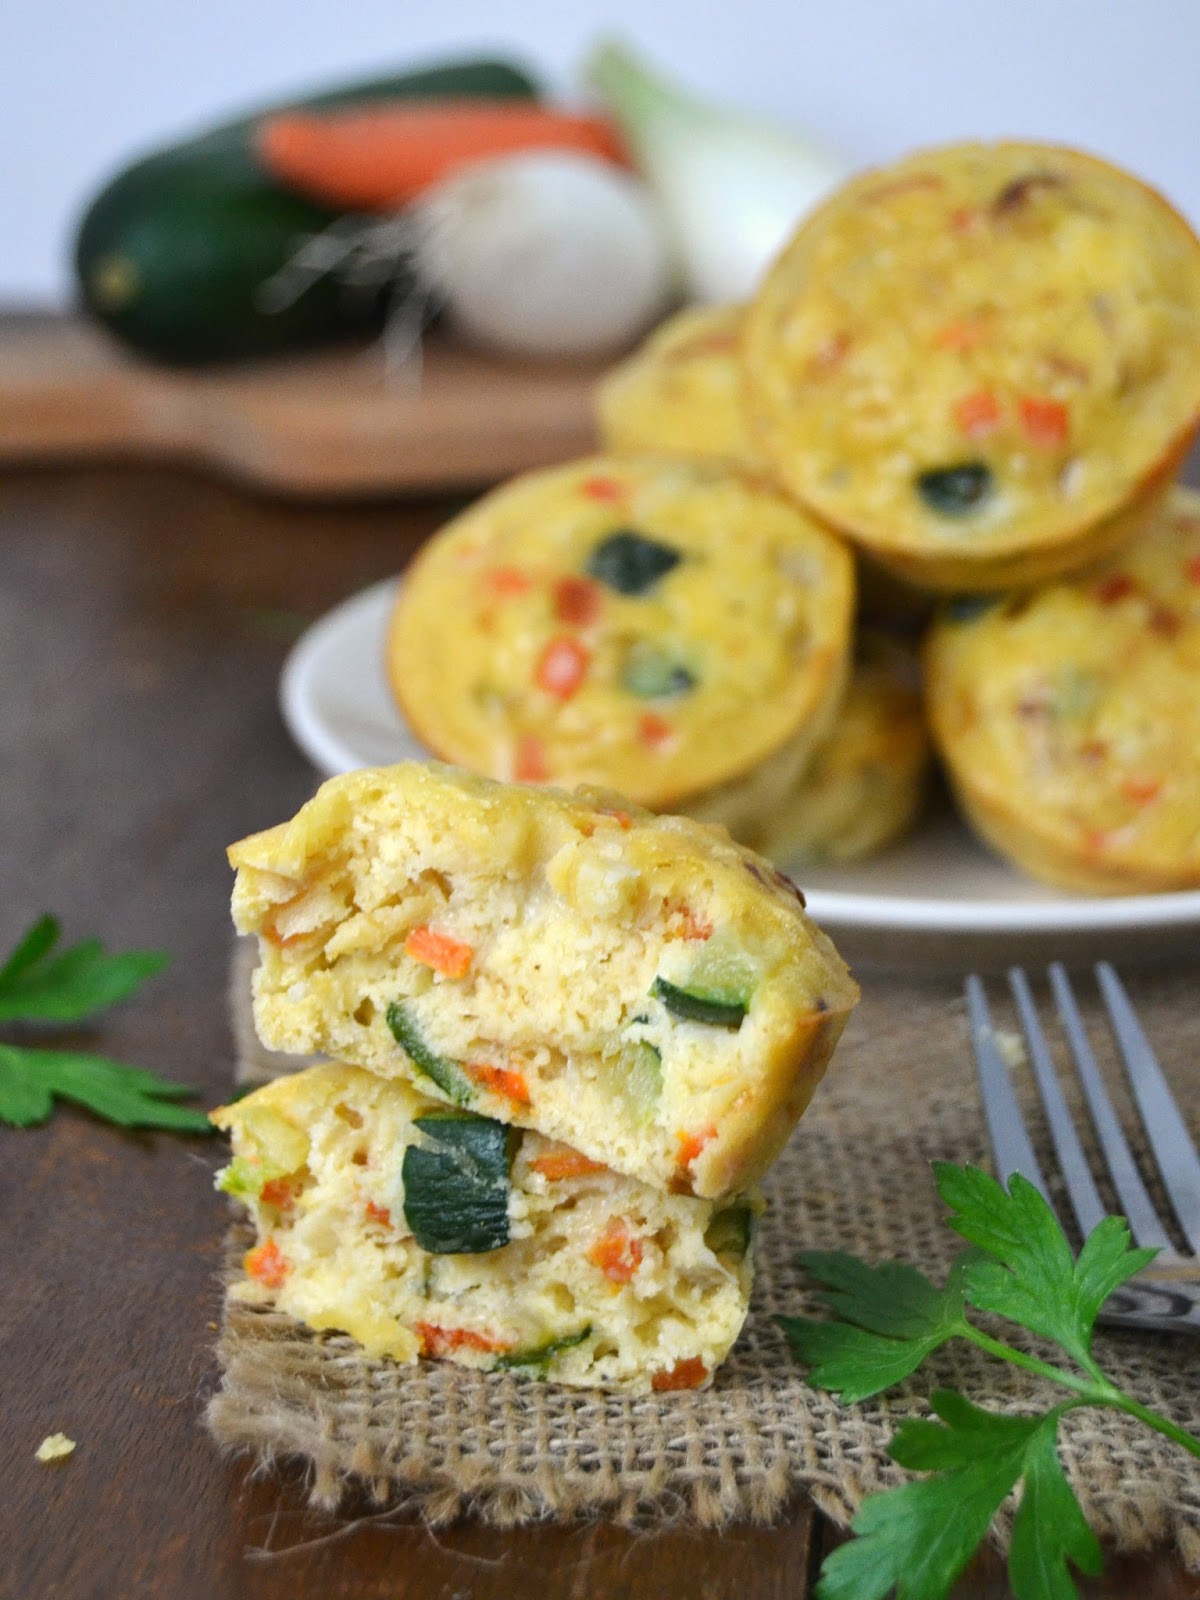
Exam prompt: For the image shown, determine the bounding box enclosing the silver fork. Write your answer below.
[966,962,1200,1333]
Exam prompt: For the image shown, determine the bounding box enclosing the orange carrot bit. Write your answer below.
[514,734,548,783]
[1096,573,1136,605]
[1121,776,1163,805]
[933,318,987,351]
[529,1144,608,1181]
[244,1238,289,1290]
[587,1219,645,1284]
[1149,606,1183,640]
[953,389,1002,439]
[486,566,533,597]
[259,1176,302,1212]
[581,475,626,502]
[466,1060,530,1105]
[257,102,630,211]
[405,925,474,979]
[1187,553,1200,585]
[364,1199,392,1228]
[651,1357,709,1392]
[553,575,602,626]
[638,712,674,749]
[677,1125,718,1172]
[1018,395,1069,447]
[536,636,591,700]
[416,1322,512,1359]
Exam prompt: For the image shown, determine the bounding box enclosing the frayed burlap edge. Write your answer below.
[208,942,1200,1555]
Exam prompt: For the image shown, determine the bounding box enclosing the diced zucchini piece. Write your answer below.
[619,1040,662,1123]
[495,1324,593,1372]
[216,1103,310,1196]
[621,640,697,699]
[653,979,747,1029]
[387,1001,475,1106]
[586,529,681,595]
[945,593,1000,624]
[916,462,993,516]
[705,1204,755,1258]
[401,1112,516,1254]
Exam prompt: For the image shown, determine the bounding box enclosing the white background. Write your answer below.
[3,0,1196,303]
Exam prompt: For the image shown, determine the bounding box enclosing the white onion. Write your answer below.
[412,150,673,359]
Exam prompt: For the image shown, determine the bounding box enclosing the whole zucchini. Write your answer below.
[73,56,540,365]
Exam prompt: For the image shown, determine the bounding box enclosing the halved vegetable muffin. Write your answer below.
[384,455,855,828]
[925,487,1200,893]
[744,141,1200,592]
[595,303,765,471]
[214,1062,756,1392]
[229,763,858,1199]
[758,631,929,864]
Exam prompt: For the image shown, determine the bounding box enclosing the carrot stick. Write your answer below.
[257,100,630,210]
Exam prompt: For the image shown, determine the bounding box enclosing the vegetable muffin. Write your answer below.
[385,456,855,834]
[744,141,1200,592]
[595,303,764,470]
[229,763,858,1199]
[214,1062,756,1392]
[758,632,929,864]
[925,487,1200,893]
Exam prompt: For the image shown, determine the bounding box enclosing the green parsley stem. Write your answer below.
[1104,1392,1200,1461]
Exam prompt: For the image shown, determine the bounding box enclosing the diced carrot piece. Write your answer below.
[536,636,590,700]
[588,1219,644,1284]
[953,389,1002,438]
[259,1176,301,1211]
[934,318,987,351]
[652,1357,708,1391]
[466,1060,530,1105]
[1149,607,1183,639]
[581,475,625,502]
[948,207,980,233]
[1187,553,1200,585]
[486,566,533,597]
[1096,573,1136,605]
[595,807,632,828]
[364,1199,392,1228]
[677,1125,718,1172]
[553,576,602,625]
[1121,777,1162,805]
[638,712,674,748]
[666,901,713,942]
[244,1238,288,1289]
[1019,395,1069,447]
[405,925,473,979]
[529,1145,608,1181]
[416,1322,511,1358]
[515,735,548,783]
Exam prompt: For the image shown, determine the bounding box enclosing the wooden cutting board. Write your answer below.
[0,313,607,497]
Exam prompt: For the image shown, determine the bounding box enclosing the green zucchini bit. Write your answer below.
[622,641,697,699]
[945,594,1000,623]
[387,1001,475,1106]
[401,1112,516,1254]
[916,462,993,516]
[704,1204,755,1258]
[653,937,756,1029]
[495,1324,593,1372]
[586,529,681,595]
[653,979,747,1028]
[620,1040,662,1122]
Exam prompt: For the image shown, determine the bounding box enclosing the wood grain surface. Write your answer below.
[0,459,1197,1599]
[0,314,606,497]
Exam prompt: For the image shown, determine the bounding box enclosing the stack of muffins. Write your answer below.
[215,762,858,1389]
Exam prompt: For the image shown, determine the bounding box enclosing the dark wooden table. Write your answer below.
[2,459,1197,1600]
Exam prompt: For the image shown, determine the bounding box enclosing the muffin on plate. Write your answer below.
[228,762,859,1199]
[758,631,930,864]
[596,303,764,471]
[385,455,855,841]
[924,487,1200,893]
[744,141,1200,592]
[213,1061,757,1392]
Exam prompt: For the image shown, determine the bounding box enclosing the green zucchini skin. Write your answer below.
[73,56,541,365]
[652,977,748,1030]
[401,1112,516,1254]
[386,1002,475,1106]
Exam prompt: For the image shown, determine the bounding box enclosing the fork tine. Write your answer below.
[1008,968,1107,1239]
[965,975,1053,1203]
[1096,962,1200,1256]
[1049,963,1174,1253]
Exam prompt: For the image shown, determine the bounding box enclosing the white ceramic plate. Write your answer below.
[281,579,1200,973]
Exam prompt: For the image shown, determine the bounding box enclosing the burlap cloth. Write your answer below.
[208,938,1200,1560]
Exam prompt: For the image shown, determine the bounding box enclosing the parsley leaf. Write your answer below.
[0,915,209,1135]
[1008,1417,1103,1600]
[935,1163,1157,1369]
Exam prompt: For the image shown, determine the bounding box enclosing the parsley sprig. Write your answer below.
[780,1161,1200,1600]
[0,914,211,1134]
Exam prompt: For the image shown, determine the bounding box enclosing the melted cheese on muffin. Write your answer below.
[386,456,854,809]
[596,304,764,470]
[745,141,1200,591]
[229,763,858,1199]
[214,1063,756,1392]
[925,487,1200,892]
